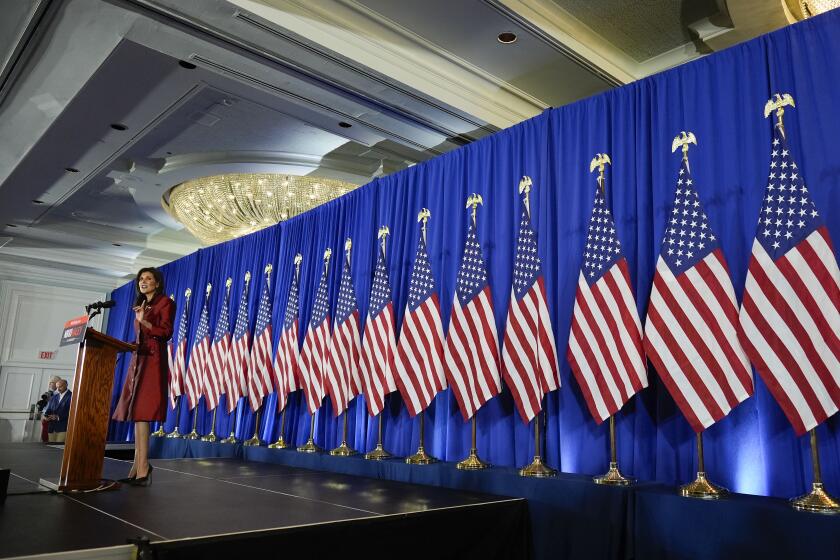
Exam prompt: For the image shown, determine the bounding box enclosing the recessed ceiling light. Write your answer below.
[178,60,197,70]
[110,123,128,131]
[339,121,352,128]
[65,167,79,173]
[112,243,122,247]
[32,199,45,204]
[6,224,17,228]
[497,31,517,44]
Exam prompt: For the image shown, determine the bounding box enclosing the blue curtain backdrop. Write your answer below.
[106,10,840,498]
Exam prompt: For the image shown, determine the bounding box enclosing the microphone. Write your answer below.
[85,300,116,313]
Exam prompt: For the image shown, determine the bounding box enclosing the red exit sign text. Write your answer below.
[39,351,56,360]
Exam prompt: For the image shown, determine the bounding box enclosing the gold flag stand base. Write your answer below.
[791,483,840,513]
[789,429,840,513]
[221,430,238,444]
[269,407,289,448]
[519,411,555,477]
[406,446,437,465]
[406,412,436,465]
[184,407,200,440]
[330,441,356,456]
[297,437,321,453]
[594,462,634,485]
[243,411,262,447]
[680,472,727,499]
[297,414,320,453]
[202,409,218,442]
[519,456,556,478]
[268,436,289,449]
[457,417,489,470]
[330,411,355,456]
[365,413,395,460]
[165,427,183,439]
[456,448,490,470]
[364,443,393,461]
[151,424,166,437]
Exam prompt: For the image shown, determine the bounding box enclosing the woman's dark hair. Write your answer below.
[135,267,165,305]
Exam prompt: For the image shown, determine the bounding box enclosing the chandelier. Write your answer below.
[166,173,359,244]
[784,0,840,19]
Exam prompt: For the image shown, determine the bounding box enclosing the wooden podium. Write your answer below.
[41,328,136,492]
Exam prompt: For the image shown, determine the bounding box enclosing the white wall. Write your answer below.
[0,262,120,442]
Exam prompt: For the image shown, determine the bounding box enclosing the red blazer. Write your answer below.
[112,293,175,422]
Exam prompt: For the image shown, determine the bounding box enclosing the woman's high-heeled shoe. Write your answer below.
[118,474,136,483]
[130,464,153,487]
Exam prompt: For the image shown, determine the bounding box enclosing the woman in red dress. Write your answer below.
[113,267,175,486]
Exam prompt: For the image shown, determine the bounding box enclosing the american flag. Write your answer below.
[501,188,559,423]
[738,118,840,435]
[272,258,301,412]
[644,154,753,432]
[395,222,446,417]
[185,292,211,410]
[247,269,275,411]
[324,246,362,415]
[566,181,647,423]
[360,238,398,416]
[169,293,188,408]
[299,254,331,414]
[444,201,501,421]
[223,278,251,413]
[206,284,231,411]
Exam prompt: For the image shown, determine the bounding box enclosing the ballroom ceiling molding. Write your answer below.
[228,0,549,129]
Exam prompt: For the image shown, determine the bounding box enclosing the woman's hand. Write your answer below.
[133,305,145,324]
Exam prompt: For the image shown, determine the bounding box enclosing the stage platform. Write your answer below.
[0,443,528,559]
[150,438,840,560]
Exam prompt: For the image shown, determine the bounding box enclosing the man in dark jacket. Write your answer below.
[43,379,72,443]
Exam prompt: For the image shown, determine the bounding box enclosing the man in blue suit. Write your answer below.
[43,379,72,443]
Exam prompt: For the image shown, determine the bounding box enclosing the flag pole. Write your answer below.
[268,404,289,449]
[365,411,393,460]
[270,255,301,450]
[520,408,556,477]
[331,408,356,456]
[457,415,489,470]
[679,431,727,498]
[790,428,840,512]
[166,288,192,439]
[244,408,262,446]
[166,395,185,438]
[456,195,490,471]
[406,210,437,465]
[201,407,218,442]
[406,410,437,465]
[593,414,633,485]
[365,228,396,461]
[221,398,240,443]
[153,294,178,437]
[331,240,357,457]
[298,409,321,453]
[185,403,201,440]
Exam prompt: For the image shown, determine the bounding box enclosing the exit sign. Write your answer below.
[39,351,56,360]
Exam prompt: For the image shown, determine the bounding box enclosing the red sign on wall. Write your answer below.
[39,351,55,360]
